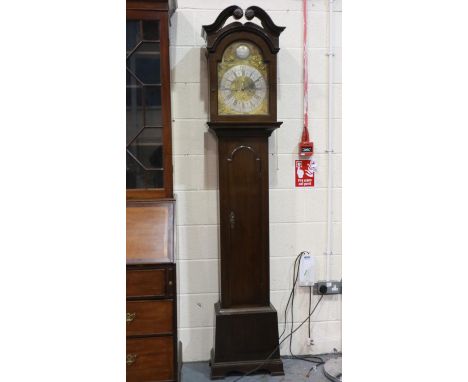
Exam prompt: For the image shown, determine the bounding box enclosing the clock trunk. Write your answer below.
[217,130,270,308]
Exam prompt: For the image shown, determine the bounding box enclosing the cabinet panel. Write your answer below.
[126,336,174,381]
[126,300,173,336]
[126,269,167,297]
[126,201,174,264]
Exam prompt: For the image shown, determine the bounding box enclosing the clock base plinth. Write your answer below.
[210,302,284,380]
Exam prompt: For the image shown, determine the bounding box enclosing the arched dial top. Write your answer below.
[218,41,269,115]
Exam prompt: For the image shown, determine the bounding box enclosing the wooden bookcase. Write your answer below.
[126,1,179,381]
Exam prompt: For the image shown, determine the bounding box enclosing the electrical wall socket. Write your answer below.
[306,337,314,346]
[313,280,342,295]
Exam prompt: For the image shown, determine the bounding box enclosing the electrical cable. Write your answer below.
[308,285,312,338]
[232,294,324,382]
[301,284,326,374]
[278,251,305,340]
[280,251,321,368]
[287,253,324,368]
[288,255,298,354]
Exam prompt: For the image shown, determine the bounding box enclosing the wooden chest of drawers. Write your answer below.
[126,264,179,382]
[126,199,179,382]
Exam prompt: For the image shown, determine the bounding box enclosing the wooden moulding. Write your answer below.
[202,5,285,53]
[127,0,177,16]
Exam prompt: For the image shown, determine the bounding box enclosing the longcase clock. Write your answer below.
[202,6,285,379]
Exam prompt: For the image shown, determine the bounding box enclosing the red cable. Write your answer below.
[303,0,309,138]
[300,0,313,156]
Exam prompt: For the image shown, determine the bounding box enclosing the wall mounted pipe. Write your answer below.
[326,0,335,280]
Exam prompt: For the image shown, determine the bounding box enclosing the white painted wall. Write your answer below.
[170,0,342,362]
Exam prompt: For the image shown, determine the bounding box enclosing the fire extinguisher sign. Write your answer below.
[295,160,315,187]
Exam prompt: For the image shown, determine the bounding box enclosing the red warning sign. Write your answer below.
[295,160,315,187]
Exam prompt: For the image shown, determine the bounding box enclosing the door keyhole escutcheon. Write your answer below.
[229,211,236,229]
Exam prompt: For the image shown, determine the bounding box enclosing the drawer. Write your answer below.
[127,337,174,382]
[127,269,173,298]
[126,300,173,336]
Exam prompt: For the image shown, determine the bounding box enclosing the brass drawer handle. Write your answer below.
[126,312,136,323]
[126,354,137,366]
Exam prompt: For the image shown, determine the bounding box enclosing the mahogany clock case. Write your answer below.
[203,6,286,379]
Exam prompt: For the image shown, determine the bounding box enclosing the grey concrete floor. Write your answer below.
[181,355,339,382]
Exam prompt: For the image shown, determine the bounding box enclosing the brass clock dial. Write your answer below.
[217,41,269,115]
[219,64,267,114]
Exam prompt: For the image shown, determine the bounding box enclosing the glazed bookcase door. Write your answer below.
[126,9,173,199]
